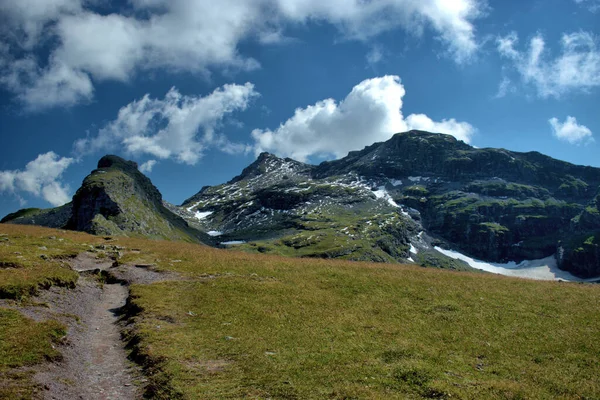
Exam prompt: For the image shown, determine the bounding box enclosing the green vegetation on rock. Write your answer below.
[0,208,42,223]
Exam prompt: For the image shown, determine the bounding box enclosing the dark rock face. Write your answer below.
[68,179,122,233]
[97,155,139,170]
[558,234,600,278]
[556,192,600,277]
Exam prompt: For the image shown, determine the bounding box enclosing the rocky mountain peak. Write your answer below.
[228,152,314,184]
[97,154,139,171]
[62,154,210,243]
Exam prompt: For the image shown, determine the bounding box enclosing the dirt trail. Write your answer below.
[32,253,149,400]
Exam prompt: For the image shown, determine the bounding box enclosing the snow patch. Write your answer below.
[207,231,223,237]
[186,200,203,212]
[221,240,246,245]
[410,244,418,254]
[373,186,400,208]
[434,247,595,282]
[390,179,403,186]
[194,211,213,220]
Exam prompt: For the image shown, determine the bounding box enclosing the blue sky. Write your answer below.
[1,0,599,218]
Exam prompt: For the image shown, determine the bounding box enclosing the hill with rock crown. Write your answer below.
[3,155,212,244]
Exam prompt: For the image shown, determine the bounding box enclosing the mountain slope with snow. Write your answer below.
[181,131,600,279]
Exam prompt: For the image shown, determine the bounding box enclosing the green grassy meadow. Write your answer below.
[1,224,599,399]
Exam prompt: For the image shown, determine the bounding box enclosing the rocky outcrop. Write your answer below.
[3,155,211,245]
[66,155,212,243]
[227,152,314,184]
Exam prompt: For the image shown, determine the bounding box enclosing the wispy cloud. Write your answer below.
[74,83,259,165]
[573,0,600,13]
[366,45,384,67]
[494,77,515,98]
[496,31,600,98]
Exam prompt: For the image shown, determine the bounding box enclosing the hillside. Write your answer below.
[1,224,599,399]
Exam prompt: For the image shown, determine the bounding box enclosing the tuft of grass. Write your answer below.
[0,309,66,399]
[0,226,84,300]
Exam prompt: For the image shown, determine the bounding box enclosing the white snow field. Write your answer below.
[434,247,597,282]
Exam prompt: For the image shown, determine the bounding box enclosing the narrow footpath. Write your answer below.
[34,253,140,400]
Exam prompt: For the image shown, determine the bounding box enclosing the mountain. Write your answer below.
[3,131,599,278]
[181,131,600,278]
[2,155,212,244]
[178,151,461,267]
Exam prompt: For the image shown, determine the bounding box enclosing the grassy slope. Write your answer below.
[232,208,474,271]
[0,230,83,299]
[0,310,66,399]
[121,239,600,399]
[1,224,599,399]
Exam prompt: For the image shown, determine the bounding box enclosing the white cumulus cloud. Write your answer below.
[549,116,594,144]
[496,31,600,98]
[251,75,475,161]
[0,0,486,110]
[0,152,74,206]
[74,83,259,165]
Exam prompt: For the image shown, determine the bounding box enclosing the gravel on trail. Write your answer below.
[4,251,179,400]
